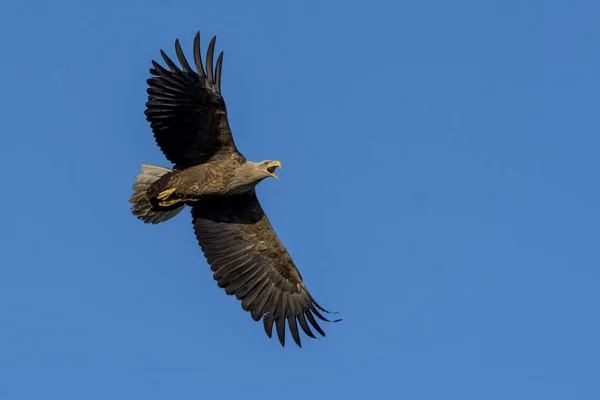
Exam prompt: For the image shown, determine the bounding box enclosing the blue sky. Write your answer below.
[1,0,599,399]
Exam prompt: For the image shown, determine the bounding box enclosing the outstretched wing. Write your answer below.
[145,32,242,169]
[191,191,340,347]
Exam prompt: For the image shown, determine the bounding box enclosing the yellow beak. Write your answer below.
[270,161,281,179]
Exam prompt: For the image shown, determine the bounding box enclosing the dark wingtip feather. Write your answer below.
[287,316,302,347]
[175,39,193,73]
[151,60,169,76]
[313,300,340,314]
[310,305,342,323]
[311,305,335,322]
[275,317,286,347]
[206,36,217,84]
[193,31,206,77]
[263,313,274,338]
[297,313,316,339]
[160,49,180,72]
[215,51,224,92]
[311,300,343,321]
[305,309,326,337]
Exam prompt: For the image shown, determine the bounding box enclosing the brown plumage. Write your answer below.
[129,31,340,347]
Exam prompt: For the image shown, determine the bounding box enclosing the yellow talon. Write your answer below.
[157,188,176,200]
[158,198,181,207]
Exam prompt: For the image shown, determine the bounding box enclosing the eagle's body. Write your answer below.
[146,156,270,203]
[129,32,339,347]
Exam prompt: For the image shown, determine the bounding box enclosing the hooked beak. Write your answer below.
[267,161,281,179]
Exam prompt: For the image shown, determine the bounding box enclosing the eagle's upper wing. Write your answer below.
[145,32,242,169]
[191,191,340,347]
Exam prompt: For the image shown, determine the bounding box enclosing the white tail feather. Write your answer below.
[129,164,184,224]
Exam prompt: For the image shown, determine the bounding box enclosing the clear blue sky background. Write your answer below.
[1,0,599,399]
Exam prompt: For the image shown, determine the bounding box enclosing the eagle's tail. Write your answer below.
[129,164,185,224]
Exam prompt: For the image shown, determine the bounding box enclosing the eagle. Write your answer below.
[129,32,340,347]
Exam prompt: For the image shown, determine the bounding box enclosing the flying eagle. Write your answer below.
[129,32,340,347]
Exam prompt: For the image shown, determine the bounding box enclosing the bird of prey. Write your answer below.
[129,31,340,347]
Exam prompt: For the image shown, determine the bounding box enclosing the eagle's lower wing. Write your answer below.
[145,32,242,169]
[191,191,339,347]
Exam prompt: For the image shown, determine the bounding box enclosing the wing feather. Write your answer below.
[191,191,340,347]
[287,315,301,347]
[145,32,242,169]
[174,39,193,73]
[193,32,207,77]
[215,51,224,91]
[305,309,326,337]
[160,50,181,72]
[297,313,316,339]
[263,313,274,338]
[206,36,216,84]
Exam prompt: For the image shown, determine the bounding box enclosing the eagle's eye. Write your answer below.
[267,166,276,174]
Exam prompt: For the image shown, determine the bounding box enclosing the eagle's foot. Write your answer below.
[156,188,180,207]
[157,188,176,200]
[158,198,182,207]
